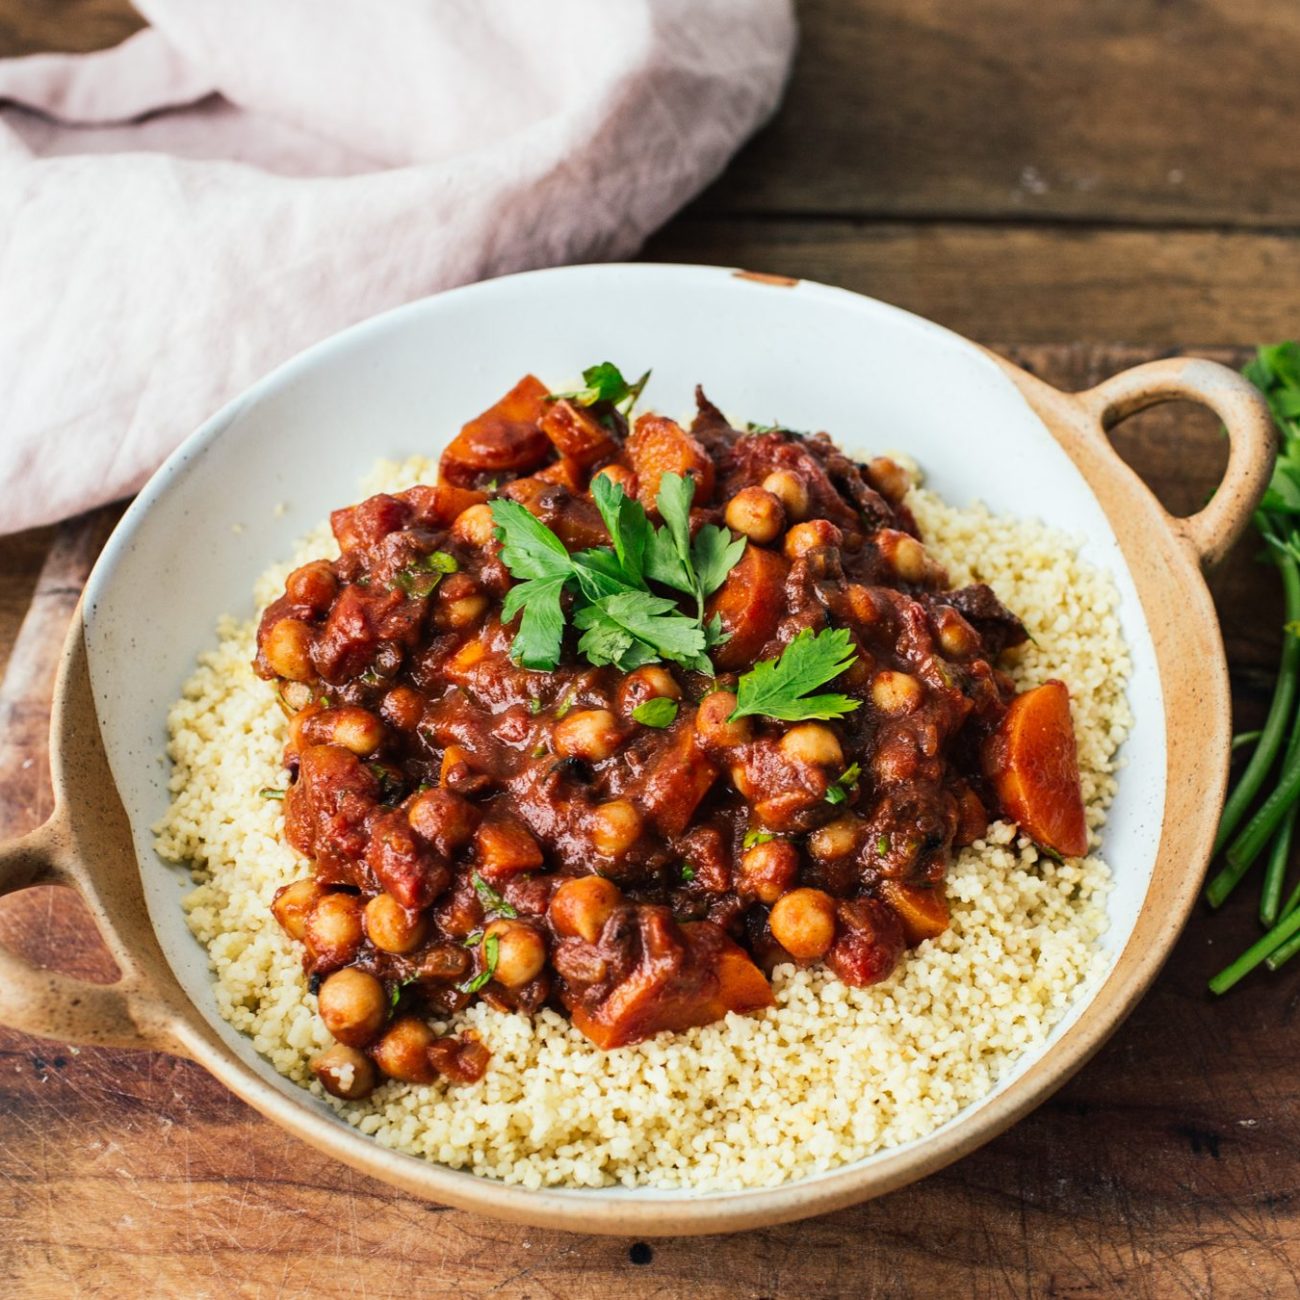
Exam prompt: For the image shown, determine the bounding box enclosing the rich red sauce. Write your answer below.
[254,373,1083,1099]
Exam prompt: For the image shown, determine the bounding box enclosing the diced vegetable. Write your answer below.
[704,545,788,669]
[877,881,950,945]
[439,374,552,487]
[626,413,714,509]
[984,680,1088,858]
[571,916,772,1050]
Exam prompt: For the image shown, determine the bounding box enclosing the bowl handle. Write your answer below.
[0,816,165,1051]
[1077,357,1277,568]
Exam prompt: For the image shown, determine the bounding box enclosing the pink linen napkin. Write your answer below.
[0,0,796,535]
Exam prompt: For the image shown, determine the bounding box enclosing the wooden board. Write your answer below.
[3,344,1299,1298]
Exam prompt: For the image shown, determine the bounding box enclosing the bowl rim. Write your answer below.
[1,263,1277,1234]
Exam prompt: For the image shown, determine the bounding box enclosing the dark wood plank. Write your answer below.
[645,221,1300,346]
[0,0,140,57]
[696,0,1300,228]
[2,346,1299,1299]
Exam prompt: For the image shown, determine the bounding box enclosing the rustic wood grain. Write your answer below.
[645,222,1300,345]
[3,347,1299,1299]
[698,0,1300,228]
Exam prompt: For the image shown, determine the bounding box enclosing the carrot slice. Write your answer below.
[704,545,789,670]
[984,680,1088,857]
[439,374,552,487]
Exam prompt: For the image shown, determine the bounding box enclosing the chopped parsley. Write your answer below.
[471,872,518,919]
[491,472,744,673]
[393,550,458,597]
[876,834,890,855]
[389,975,417,1009]
[460,932,499,994]
[680,863,697,882]
[824,761,862,806]
[632,697,679,728]
[729,627,861,723]
[742,829,776,850]
[258,787,286,801]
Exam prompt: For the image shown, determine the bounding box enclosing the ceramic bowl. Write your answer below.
[0,264,1275,1234]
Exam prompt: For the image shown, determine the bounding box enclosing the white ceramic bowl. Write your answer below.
[0,264,1274,1233]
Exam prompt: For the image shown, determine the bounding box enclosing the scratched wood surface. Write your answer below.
[4,1,1300,1297]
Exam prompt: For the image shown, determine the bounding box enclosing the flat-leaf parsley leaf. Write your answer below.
[730,627,861,723]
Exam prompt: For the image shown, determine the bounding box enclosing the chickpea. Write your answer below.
[371,1015,438,1084]
[379,685,423,733]
[591,799,643,858]
[866,455,912,504]
[311,1043,377,1100]
[304,892,365,967]
[364,892,428,954]
[769,888,838,960]
[550,875,623,943]
[730,761,753,799]
[936,609,979,658]
[784,519,842,560]
[780,723,844,768]
[285,560,338,613]
[871,670,923,716]
[317,967,387,1046]
[553,709,621,762]
[616,665,683,717]
[737,840,800,904]
[271,877,326,941]
[264,617,315,681]
[437,575,489,630]
[695,691,753,749]
[326,706,386,756]
[591,464,637,497]
[762,470,810,522]
[809,815,864,861]
[724,487,785,544]
[483,919,547,989]
[407,787,479,854]
[451,502,497,547]
[878,529,929,583]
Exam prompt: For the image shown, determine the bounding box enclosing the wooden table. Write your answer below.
[3,3,1300,1295]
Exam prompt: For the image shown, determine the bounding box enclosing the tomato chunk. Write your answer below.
[984,680,1088,857]
[439,374,552,487]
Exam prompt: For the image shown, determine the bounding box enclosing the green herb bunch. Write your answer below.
[1207,343,1300,991]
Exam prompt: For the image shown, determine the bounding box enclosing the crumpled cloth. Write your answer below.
[0,0,796,534]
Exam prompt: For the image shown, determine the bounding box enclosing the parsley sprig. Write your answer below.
[491,473,744,673]
[548,362,651,415]
[729,627,861,723]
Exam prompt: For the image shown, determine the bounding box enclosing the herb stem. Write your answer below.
[1211,549,1300,860]
[1209,901,1300,994]
[1261,707,1300,925]
[1222,709,1300,885]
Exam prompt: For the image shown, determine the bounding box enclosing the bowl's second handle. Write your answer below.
[0,819,159,1049]
[1078,357,1277,568]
